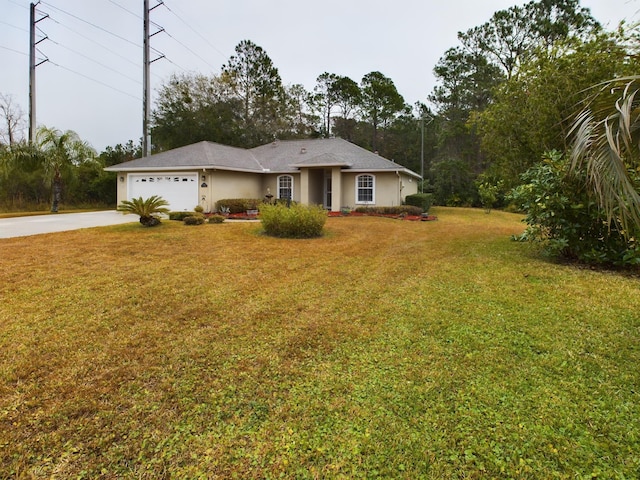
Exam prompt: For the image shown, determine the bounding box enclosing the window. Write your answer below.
[356,174,375,204]
[278,175,293,200]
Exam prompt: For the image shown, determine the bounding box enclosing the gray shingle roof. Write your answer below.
[105,141,262,172]
[106,138,420,178]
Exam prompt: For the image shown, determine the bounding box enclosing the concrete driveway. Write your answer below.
[0,211,138,239]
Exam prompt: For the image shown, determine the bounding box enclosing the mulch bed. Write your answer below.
[222,212,438,221]
[327,211,437,221]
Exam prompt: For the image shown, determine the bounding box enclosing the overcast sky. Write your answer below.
[1,0,638,151]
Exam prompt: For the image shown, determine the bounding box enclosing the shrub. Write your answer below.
[354,205,423,216]
[404,193,433,212]
[169,211,195,221]
[216,198,261,214]
[208,214,225,224]
[259,203,327,238]
[509,151,640,267]
[475,175,505,213]
[194,205,204,214]
[183,215,205,225]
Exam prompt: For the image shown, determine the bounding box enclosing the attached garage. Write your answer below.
[127,173,198,212]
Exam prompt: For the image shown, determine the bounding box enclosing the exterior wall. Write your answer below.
[340,171,416,209]
[114,169,418,212]
[115,172,127,206]
[204,170,262,211]
[400,172,419,200]
[262,173,301,203]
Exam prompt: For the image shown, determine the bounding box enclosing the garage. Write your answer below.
[127,173,198,212]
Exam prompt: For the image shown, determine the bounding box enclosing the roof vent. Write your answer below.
[300,147,307,154]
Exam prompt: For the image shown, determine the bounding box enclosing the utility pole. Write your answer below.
[28,2,48,145]
[420,112,433,194]
[142,0,165,157]
[143,0,150,157]
[420,117,424,193]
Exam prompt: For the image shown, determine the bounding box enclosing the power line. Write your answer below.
[45,15,140,69]
[48,37,141,85]
[162,29,217,71]
[40,0,139,49]
[161,0,228,61]
[0,19,28,33]
[48,60,141,101]
[107,0,140,19]
[5,0,28,10]
[0,44,28,57]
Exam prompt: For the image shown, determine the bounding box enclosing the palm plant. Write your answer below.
[117,195,170,227]
[36,126,95,212]
[570,76,640,236]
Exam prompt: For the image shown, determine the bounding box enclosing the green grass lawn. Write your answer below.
[1,207,639,478]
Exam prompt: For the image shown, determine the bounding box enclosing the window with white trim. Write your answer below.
[278,175,293,200]
[356,174,375,204]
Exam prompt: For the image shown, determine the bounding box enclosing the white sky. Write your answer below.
[1,0,638,151]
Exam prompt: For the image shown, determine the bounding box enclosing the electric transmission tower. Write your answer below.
[143,0,165,157]
[29,1,49,145]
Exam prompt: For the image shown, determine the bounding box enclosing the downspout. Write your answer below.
[396,171,402,207]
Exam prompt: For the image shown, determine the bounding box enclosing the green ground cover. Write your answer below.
[0,207,638,478]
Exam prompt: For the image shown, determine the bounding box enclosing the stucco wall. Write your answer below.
[115,173,127,206]
[115,169,418,212]
[400,172,419,199]
[340,171,417,209]
[205,170,263,210]
[262,173,301,202]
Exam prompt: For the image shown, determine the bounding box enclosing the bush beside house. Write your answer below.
[215,198,262,214]
[404,193,433,212]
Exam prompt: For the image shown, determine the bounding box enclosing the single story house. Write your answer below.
[105,138,421,212]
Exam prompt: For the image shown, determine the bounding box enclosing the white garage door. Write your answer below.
[128,173,198,212]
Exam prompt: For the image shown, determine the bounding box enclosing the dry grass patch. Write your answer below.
[1,208,639,478]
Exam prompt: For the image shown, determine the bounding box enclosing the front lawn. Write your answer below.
[1,207,638,478]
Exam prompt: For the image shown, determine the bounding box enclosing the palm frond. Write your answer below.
[117,195,170,218]
[570,77,640,235]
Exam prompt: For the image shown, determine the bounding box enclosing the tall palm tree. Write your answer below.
[570,76,640,236]
[36,126,95,212]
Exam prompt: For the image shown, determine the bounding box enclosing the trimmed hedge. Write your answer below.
[208,214,226,224]
[259,203,327,238]
[184,214,205,225]
[215,198,262,214]
[404,193,433,212]
[169,211,196,221]
[354,205,423,216]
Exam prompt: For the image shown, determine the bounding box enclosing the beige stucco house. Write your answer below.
[105,138,420,212]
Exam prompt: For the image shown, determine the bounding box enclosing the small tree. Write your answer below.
[117,195,170,227]
[476,178,503,213]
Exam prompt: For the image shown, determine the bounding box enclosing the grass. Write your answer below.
[1,207,639,478]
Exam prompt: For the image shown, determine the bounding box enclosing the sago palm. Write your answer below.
[117,195,170,227]
[570,76,640,236]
